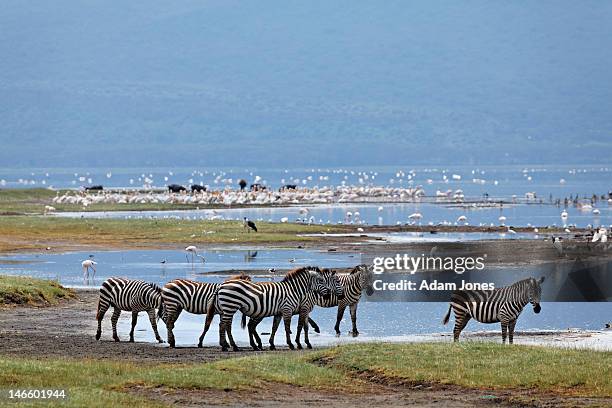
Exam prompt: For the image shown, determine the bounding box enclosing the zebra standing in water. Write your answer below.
[95,277,164,343]
[246,268,345,350]
[210,267,334,351]
[307,264,375,337]
[161,274,251,348]
[442,277,545,344]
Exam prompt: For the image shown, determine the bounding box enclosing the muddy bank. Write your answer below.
[0,290,261,363]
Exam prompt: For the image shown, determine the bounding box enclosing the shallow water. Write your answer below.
[55,201,612,228]
[1,249,609,346]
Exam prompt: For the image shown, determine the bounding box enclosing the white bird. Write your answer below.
[561,210,568,219]
[280,217,289,223]
[457,215,467,223]
[185,245,197,264]
[507,226,517,235]
[593,208,601,215]
[81,260,97,279]
[592,229,602,242]
[408,212,422,220]
[600,228,608,243]
[552,237,563,255]
[498,215,507,226]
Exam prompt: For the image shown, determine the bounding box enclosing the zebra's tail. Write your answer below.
[442,304,452,325]
[157,301,166,323]
[95,297,102,321]
[241,313,247,329]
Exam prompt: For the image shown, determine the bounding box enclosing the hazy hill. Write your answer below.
[1,1,611,167]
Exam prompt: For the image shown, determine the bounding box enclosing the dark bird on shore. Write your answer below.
[243,217,257,232]
[160,259,167,264]
[248,251,258,258]
[605,322,611,329]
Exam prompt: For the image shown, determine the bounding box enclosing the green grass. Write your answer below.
[0,188,62,214]
[0,276,75,306]
[315,342,612,397]
[0,343,609,407]
[0,216,347,252]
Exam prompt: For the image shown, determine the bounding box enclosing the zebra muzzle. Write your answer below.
[533,303,541,314]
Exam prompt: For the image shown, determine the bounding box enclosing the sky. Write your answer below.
[1,1,611,167]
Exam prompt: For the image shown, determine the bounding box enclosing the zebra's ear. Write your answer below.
[538,276,545,284]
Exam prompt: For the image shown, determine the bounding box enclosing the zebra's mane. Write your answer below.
[349,265,367,275]
[282,266,321,282]
[225,272,252,282]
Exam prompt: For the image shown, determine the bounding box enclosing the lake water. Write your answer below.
[1,249,609,347]
[55,200,612,228]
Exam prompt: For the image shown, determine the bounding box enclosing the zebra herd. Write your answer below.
[95,268,545,349]
[96,265,375,350]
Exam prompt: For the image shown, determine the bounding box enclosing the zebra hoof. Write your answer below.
[232,346,240,352]
[306,343,313,349]
[113,337,120,342]
[157,339,164,344]
[129,338,135,343]
[269,345,276,351]
[335,332,341,338]
[197,343,203,348]
[288,343,295,350]
[221,346,229,352]
[95,332,101,341]
[296,343,303,350]
[350,331,359,338]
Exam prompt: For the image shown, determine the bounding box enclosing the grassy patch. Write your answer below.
[0,216,347,253]
[314,342,612,397]
[0,276,75,306]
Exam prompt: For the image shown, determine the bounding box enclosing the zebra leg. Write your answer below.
[308,317,321,333]
[95,301,110,340]
[219,315,231,352]
[303,313,313,349]
[508,320,517,344]
[248,318,263,351]
[295,314,304,350]
[453,314,470,342]
[349,303,359,337]
[501,323,508,344]
[147,309,163,343]
[334,305,347,337]
[166,307,181,348]
[269,315,282,350]
[226,320,240,352]
[283,312,295,350]
[199,309,215,348]
[129,311,138,342]
[111,308,122,342]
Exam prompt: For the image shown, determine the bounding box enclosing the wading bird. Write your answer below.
[82,259,97,279]
[185,245,198,264]
[243,217,257,232]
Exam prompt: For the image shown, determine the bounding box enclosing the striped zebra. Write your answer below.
[210,266,335,351]
[246,268,345,350]
[95,277,164,343]
[161,273,251,348]
[442,277,545,343]
[307,264,375,337]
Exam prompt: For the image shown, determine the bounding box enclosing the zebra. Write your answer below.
[161,273,251,348]
[95,277,164,343]
[245,267,345,350]
[307,264,375,337]
[442,277,545,344]
[210,266,335,351]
